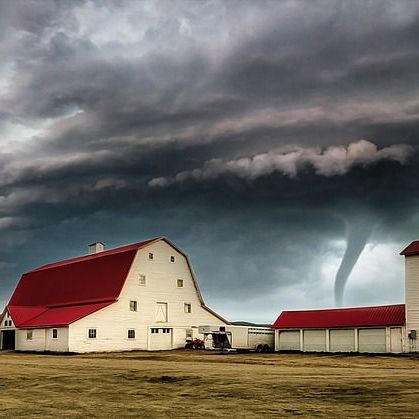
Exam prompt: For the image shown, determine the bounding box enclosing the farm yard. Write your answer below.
[0,350,418,418]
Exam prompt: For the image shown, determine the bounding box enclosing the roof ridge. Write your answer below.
[281,303,405,313]
[29,237,161,272]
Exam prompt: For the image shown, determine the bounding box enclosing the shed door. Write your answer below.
[358,328,386,353]
[279,331,300,351]
[329,329,355,352]
[303,330,326,352]
[149,328,173,350]
[390,327,402,353]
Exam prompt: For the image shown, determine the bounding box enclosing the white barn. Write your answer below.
[0,237,227,352]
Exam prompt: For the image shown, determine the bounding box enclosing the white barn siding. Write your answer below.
[70,240,225,352]
[16,327,69,352]
[405,256,419,351]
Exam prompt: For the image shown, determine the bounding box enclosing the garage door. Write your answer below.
[149,328,173,350]
[358,328,386,353]
[278,331,300,351]
[303,330,326,352]
[330,329,355,352]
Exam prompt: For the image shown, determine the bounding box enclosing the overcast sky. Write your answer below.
[1,0,419,322]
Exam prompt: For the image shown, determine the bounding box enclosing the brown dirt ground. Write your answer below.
[0,350,418,418]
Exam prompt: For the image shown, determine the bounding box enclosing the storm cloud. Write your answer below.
[1,0,419,321]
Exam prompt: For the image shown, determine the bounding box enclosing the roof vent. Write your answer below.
[88,242,105,254]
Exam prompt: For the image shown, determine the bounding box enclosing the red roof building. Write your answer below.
[0,237,228,352]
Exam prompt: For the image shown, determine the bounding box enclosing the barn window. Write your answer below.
[148,252,154,260]
[184,303,192,314]
[170,255,175,262]
[177,279,184,288]
[186,329,193,338]
[52,329,58,339]
[138,274,146,286]
[151,328,159,334]
[128,329,135,339]
[26,330,33,340]
[130,300,138,312]
[88,329,97,339]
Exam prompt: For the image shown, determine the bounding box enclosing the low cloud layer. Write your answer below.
[150,140,413,186]
[1,1,419,320]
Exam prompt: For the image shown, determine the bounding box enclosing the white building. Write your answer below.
[0,237,227,352]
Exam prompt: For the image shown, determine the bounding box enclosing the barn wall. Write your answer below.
[15,327,69,352]
[405,255,419,352]
[275,326,406,353]
[70,240,226,352]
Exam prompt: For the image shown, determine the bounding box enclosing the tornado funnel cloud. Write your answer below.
[334,220,374,307]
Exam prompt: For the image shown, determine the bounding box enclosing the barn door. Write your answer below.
[1,330,15,350]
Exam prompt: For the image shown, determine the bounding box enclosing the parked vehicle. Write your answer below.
[198,325,274,352]
[185,337,205,350]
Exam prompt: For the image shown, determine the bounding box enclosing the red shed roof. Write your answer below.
[6,238,159,327]
[400,241,419,256]
[272,304,405,329]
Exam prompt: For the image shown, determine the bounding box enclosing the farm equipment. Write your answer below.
[185,337,205,350]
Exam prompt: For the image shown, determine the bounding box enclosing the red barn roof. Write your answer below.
[272,304,405,329]
[400,241,419,256]
[6,238,158,328]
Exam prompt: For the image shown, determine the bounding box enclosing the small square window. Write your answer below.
[177,279,184,288]
[148,252,154,260]
[138,274,146,286]
[130,300,137,312]
[128,329,135,339]
[170,255,175,262]
[186,329,193,338]
[151,328,158,334]
[27,330,33,340]
[184,303,192,314]
[52,329,58,339]
[88,328,97,339]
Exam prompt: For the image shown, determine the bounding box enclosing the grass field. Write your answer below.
[0,350,418,418]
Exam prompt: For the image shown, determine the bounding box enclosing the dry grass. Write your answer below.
[0,350,418,418]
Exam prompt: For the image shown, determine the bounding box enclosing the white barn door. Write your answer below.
[329,329,355,352]
[149,328,173,350]
[278,331,300,351]
[303,330,326,352]
[358,328,386,352]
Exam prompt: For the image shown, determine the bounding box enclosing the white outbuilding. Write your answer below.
[0,237,227,352]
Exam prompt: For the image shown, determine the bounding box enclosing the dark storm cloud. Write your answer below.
[1,0,419,318]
